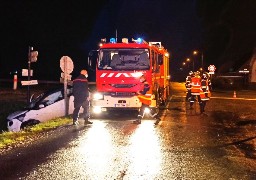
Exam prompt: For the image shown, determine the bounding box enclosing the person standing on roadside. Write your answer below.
[200,72,211,113]
[72,69,93,125]
[185,71,193,101]
[190,71,202,109]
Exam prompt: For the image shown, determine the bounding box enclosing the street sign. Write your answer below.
[30,51,38,62]
[60,56,74,74]
[60,56,74,116]
[22,69,33,76]
[239,68,249,74]
[208,65,216,72]
[21,80,38,86]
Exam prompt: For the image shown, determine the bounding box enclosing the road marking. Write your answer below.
[172,95,256,101]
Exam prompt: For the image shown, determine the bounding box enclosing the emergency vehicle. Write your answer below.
[88,37,170,115]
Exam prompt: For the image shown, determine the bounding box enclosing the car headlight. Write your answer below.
[93,93,104,100]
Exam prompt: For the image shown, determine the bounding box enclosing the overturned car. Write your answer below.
[7,87,76,132]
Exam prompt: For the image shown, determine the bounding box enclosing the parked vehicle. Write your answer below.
[7,86,75,132]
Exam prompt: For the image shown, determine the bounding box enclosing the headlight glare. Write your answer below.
[144,107,150,114]
[93,93,104,100]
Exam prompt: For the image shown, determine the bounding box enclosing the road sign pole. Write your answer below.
[60,56,74,116]
[64,57,68,116]
[27,46,32,105]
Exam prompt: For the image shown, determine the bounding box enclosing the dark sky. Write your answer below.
[0,0,202,80]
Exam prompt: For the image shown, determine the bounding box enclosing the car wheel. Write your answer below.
[21,119,41,129]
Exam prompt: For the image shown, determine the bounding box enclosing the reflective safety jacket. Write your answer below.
[185,75,192,90]
[137,81,152,106]
[201,78,210,100]
[191,76,201,95]
[137,94,152,106]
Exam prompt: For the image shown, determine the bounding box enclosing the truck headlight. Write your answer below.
[93,93,104,100]
[144,107,150,114]
[93,106,102,114]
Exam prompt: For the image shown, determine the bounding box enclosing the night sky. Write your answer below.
[0,0,201,80]
[1,0,256,81]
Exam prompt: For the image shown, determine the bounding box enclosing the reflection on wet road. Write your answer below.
[1,82,255,179]
[21,111,254,179]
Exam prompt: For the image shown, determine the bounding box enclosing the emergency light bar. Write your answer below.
[101,37,146,44]
[132,38,144,44]
[110,38,116,43]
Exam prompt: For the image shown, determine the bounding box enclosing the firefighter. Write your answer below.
[200,72,211,113]
[72,69,93,125]
[185,71,193,101]
[189,71,203,110]
[133,74,161,125]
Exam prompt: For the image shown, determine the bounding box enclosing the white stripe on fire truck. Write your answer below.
[100,72,139,77]
[100,73,107,77]
[108,73,115,77]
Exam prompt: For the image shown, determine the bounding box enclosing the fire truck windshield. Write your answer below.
[98,49,150,70]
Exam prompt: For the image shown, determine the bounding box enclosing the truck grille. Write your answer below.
[110,92,136,97]
[110,84,136,88]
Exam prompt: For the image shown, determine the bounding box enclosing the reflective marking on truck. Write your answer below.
[100,72,144,78]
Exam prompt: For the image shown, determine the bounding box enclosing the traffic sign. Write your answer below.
[208,65,216,72]
[60,56,74,74]
[30,51,38,62]
[21,80,38,86]
[22,69,33,76]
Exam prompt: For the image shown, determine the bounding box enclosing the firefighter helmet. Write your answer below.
[202,72,209,79]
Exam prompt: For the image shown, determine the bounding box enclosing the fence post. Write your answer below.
[13,74,18,90]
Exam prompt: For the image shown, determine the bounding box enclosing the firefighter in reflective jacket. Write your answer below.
[190,71,203,110]
[185,71,193,101]
[133,74,161,125]
[200,72,211,113]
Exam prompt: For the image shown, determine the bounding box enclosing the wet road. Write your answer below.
[0,82,255,179]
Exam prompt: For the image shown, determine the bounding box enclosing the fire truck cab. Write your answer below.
[88,37,170,115]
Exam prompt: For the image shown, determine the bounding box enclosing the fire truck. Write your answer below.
[88,37,170,115]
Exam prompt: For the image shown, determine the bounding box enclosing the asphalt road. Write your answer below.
[0,82,255,179]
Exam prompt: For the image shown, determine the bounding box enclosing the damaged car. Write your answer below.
[7,86,75,132]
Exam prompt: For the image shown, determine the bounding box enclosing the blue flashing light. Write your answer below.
[110,38,116,43]
[137,38,143,44]
[136,38,142,44]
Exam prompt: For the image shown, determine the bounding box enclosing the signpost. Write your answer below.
[239,68,249,86]
[208,65,216,90]
[27,46,38,104]
[22,69,33,77]
[60,56,74,116]
[21,80,38,86]
[208,65,216,74]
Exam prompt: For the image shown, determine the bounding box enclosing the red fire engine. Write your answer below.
[88,37,170,115]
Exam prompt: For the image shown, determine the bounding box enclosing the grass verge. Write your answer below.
[0,117,71,149]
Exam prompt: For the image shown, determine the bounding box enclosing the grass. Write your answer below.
[0,117,71,149]
[0,83,97,150]
[0,84,70,149]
